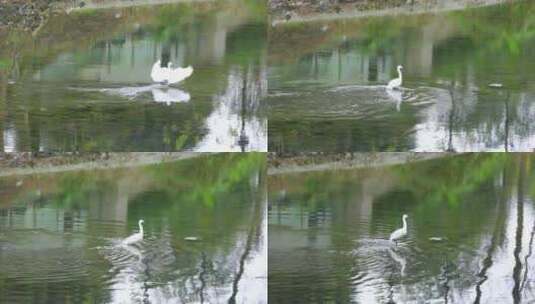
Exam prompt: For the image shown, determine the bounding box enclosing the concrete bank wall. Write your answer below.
[0,152,204,177]
[269,0,516,26]
[268,152,456,175]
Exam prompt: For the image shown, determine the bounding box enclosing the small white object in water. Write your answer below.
[389,214,408,245]
[488,83,503,88]
[150,60,193,85]
[122,219,144,245]
[429,237,444,242]
[387,65,403,90]
[184,236,200,241]
[16,180,23,187]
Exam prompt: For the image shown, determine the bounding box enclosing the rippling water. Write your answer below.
[268,0,535,152]
[0,154,267,303]
[268,154,535,303]
[0,0,267,152]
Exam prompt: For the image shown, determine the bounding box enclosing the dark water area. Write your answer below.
[0,154,267,303]
[268,1,535,152]
[0,1,267,152]
[269,153,535,303]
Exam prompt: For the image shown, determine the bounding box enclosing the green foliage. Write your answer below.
[392,153,509,206]
[0,59,10,69]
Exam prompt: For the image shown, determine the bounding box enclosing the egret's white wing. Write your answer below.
[389,228,405,241]
[167,66,193,84]
[122,232,142,245]
[387,78,401,90]
[150,60,167,83]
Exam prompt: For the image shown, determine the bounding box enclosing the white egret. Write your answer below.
[122,219,144,245]
[150,60,193,85]
[387,65,403,90]
[389,214,408,245]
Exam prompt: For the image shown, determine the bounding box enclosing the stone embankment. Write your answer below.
[269,0,513,25]
[268,152,454,175]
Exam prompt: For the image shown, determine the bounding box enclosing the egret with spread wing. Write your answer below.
[150,60,193,85]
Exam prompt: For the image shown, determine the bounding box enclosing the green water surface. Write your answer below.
[0,0,267,152]
[268,1,535,152]
[0,153,266,303]
[269,153,535,303]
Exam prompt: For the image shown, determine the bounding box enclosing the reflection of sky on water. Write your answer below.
[195,66,267,152]
[413,86,535,152]
[237,199,268,304]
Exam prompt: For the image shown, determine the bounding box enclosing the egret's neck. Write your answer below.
[402,218,407,230]
[398,68,403,82]
[139,223,144,235]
